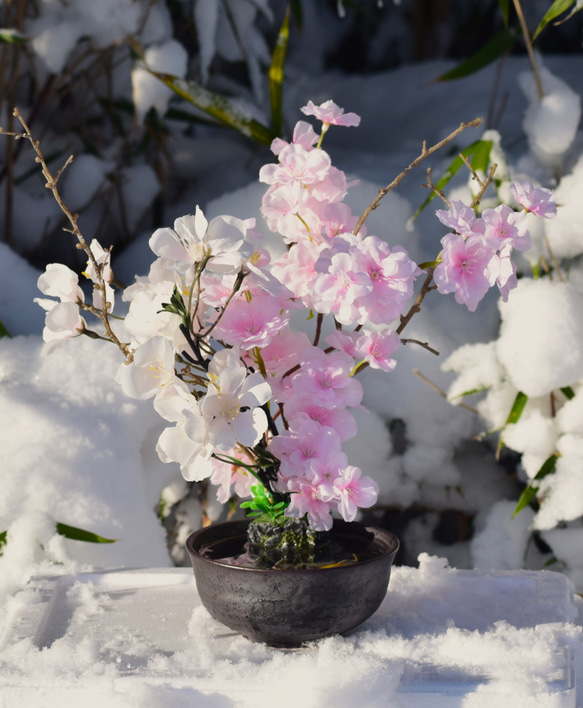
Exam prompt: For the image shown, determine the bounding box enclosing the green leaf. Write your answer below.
[150,71,276,146]
[435,27,519,82]
[498,0,510,26]
[506,390,528,425]
[450,385,490,400]
[0,28,27,44]
[269,5,290,137]
[513,454,559,517]
[497,390,528,457]
[56,522,118,544]
[412,140,493,219]
[560,386,576,400]
[0,319,10,338]
[0,523,117,555]
[533,0,576,40]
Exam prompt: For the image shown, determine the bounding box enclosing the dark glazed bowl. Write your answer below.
[186,518,399,647]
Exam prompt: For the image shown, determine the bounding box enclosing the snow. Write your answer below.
[0,561,580,707]
[2,8,583,699]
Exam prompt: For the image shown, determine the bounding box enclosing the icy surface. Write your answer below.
[0,560,580,708]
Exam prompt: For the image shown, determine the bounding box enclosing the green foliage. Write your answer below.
[497,390,528,457]
[269,5,290,137]
[150,71,276,146]
[241,484,287,520]
[498,0,510,27]
[435,27,519,82]
[160,285,190,329]
[0,28,27,44]
[533,0,578,40]
[0,522,117,556]
[412,140,493,220]
[55,522,118,544]
[513,453,559,517]
[0,319,10,338]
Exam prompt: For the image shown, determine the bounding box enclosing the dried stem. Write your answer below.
[512,0,544,100]
[413,368,479,414]
[2,108,132,360]
[401,339,440,356]
[396,270,437,335]
[543,234,564,283]
[353,117,483,235]
[423,167,451,207]
[470,163,498,209]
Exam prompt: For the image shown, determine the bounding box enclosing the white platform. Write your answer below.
[0,563,580,707]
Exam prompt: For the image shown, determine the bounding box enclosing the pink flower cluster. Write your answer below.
[433,184,556,311]
[36,97,559,533]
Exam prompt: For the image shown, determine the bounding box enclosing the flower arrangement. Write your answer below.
[22,99,556,556]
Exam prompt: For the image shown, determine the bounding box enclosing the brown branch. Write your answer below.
[353,117,483,235]
[423,167,451,207]
[512,0,543,100]
[2,108,132,360]
[470,163,498,209]
[401,339,440,356]
[396,269,437,335]
[413,368,479,414]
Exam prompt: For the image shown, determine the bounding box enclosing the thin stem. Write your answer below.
[512,0,543,99]
[413,368,479,415]
[353,118,482,235]
[4,108,132,360]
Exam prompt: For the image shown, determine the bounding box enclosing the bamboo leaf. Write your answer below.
[269,5,290,137]
[497,390,528,457]
[533,0,576,40]
[0,530,6,554]
[513,454,559,517]
[560,386,576,400]
[0,319,10,338]
[412,139,493,219]
[0,28,27,44]
[505,390,528,425]
[150,71,276,146]
[434,27,519,82]
[56,522,118,544]
[498,0,510,26]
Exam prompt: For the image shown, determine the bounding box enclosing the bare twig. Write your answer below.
[401,339,440,356]
[353,117,483,235]
[1,108,132,360]
[422,167,451,207]
[413,368,479,414]
[543,234,564,282]
[512,0,543,100]
[396,270,437,335]
[470,163,498,209]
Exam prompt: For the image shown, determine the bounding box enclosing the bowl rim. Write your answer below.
[185,518,400,574]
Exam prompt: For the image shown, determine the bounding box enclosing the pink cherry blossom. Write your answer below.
[354,329,400,372]
[285,477,334,531]
[301,100,361,128]
[434,233,496,311]
[270,120,319,156]
[284,400,358,441]
[482,204,531,252]
[210,293,289,350]
[269,419,343,478]
[435,200,484,237]
[331,466,379,522]
[510,180,557,219]
[290,350,363,410]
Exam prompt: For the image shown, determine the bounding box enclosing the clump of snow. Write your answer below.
[131,40,189,123]
[496,279,583,398]
[502,409,558,481]
[0,244,45,335]
[471,500,535,571]
[61,154,113,213]
[0,335,173,604]
[546,153,583,259]
[518,64,581,170]
[534,433,583,530]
